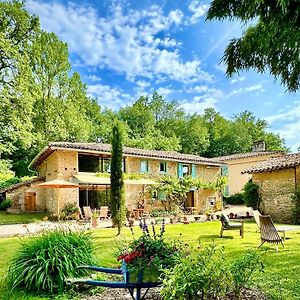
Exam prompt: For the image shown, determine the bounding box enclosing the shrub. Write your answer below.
[224,193,244,205]
[161,243,231,300]
[61,202,80,220]
[161,245,264,300]
[150,209,175,218]
[230,251,264,298]
[7,229,95,294]
[243,180,260,210]
[291,187,300,224]
[0,198,12,210]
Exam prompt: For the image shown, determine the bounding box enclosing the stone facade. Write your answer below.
[6,179,46,212]
[252,167,298,223]
[8,147,222,215]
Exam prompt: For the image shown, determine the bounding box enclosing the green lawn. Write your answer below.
[0,211,48,225]
[0,221,300,299]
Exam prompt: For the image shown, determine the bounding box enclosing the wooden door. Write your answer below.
[24,192,36,211]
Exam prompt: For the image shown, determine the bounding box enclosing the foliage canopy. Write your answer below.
[207,0,300,92]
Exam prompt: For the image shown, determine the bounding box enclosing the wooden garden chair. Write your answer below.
[253,210,261,231]
[258,215,284,251]
[220,213,244,238]
[254,211,300,240]
[83,206,93,221]
[99,206,109,220]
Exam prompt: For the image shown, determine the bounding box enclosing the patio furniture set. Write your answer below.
[220,210,300,251]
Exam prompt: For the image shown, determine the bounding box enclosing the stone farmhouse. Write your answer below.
[1,142,223,216]
[216,141,284,196]
[243,152,300,223]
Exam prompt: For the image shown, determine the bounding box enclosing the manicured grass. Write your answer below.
[0,211,48,225]
[0,221,300,299]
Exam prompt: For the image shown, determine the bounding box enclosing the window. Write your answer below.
[159,162,167,173]
[140,160,149,173]
[183,164,189,177]
[79,154,100,173]
[102,158,111,173]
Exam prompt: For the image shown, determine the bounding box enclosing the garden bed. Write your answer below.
[80,287,269,300]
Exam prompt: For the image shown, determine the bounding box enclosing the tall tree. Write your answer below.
[207,0,300,92]
[0,0,39,155]
[110,122,125,235]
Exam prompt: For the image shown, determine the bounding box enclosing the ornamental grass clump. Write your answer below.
[7,229,95,294]
[117,219,182,282]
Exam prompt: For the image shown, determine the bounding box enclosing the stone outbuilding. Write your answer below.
[243,153,300,223]
[216,141,284,196]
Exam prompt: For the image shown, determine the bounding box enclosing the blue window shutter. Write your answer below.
[221,165,228,176]
[224,185,229,196]
[191,164,197,178]
[157,191,167,200]
[178,163,183,178]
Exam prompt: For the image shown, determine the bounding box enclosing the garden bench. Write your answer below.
[67,263,161,300]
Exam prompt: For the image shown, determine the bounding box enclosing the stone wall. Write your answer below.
[253,168,297,223]
[7,180,46,212]
[32,150,222,214]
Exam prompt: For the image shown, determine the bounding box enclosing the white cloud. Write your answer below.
[230,76,246,84]
[188,1,209,24]
[87,84,130,109]
[265,105,300,124]
[26,1,211,84]
[180,88,224,114]
[136,80,150,88]
[229,84,264,96]
[87,75,102,82]
[186,85,209,93]
[156,87,173,97]
[214,63,227,73]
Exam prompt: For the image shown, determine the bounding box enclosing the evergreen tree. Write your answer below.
[110,122,125,235]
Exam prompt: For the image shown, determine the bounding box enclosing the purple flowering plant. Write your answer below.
[117,219,182,282]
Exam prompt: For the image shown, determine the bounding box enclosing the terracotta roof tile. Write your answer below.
[30,142,221,168]
[215,151,283,162]
[242,152,300,174]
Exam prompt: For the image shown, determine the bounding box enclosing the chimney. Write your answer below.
[252,141,266,152]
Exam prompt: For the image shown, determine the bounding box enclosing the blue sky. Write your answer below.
[25,0,300,151]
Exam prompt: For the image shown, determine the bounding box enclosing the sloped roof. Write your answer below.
[30,142,221,169]
[0,177,44,193]
[242,152,300,174]
[215,151,283,162]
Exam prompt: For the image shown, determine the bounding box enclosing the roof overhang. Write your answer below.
[71,174,157,185]
[29,142,222,169]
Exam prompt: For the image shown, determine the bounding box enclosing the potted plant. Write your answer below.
[117,220,182,283]
[91,211,100,227]
[205,209,212,221]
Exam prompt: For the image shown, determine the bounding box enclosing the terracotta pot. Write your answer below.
[92,217,100,227]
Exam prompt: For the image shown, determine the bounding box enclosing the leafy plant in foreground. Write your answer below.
[7,229,95,294]
[161,243,230,300]
[161,244,265,300]
[230,251,264,299]
[117,220,182,282]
